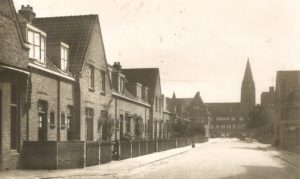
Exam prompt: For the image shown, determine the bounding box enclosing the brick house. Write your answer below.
[167,92,211,138]
[108,62,150,141]
[121,68,165,139]
[1,0,113,169]
[275,71,300,152]
[27,10,113,142]
[0,0,30,170]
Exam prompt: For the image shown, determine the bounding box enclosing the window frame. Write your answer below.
[88,65,95,90]
[60,45,69,71]
[27,29,46,63]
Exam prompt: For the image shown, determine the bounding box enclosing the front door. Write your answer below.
[38,101,47,141]
[38,112,47,141]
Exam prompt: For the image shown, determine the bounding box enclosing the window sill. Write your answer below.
[89,88,95,92]
[50,124,56,129]
[30,58,46,67]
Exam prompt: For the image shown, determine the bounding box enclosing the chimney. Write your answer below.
[113,62,122,71]
[269,86,275,93]
[18,5,36,23]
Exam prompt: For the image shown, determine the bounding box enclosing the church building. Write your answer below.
[208,60,256,138]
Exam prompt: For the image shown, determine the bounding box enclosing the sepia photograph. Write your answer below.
[0,0,299,178]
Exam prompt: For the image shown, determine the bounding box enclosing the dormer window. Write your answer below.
[137,83,142,99]
[60,43,69,71]
[118,76,125,93]
[26,24,46,64]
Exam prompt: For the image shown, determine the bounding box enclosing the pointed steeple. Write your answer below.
[242,58,254,83]
[241,58,256,110]
[172,91,176,99]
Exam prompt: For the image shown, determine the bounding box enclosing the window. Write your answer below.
[11,85,18,150]
[101,71,106,92]
[27,30,45,63]
[101,110,109,141]
[88,65,94,89]
[120,114,124,139]
[125,113,131,133]
[142,87,148,101]
[61,46,68,71]
[50,111,55,128]
[155,97,158,112]
[232,124,236,129]
[137,84,142,99]
[61,113,66,129]
[119,77,124,93]
[216,125,219,129]
[227,125,231,129]
[85,108,94,141]
[221,125,225,129]
[67,106,73,140]
[239,117,244,121]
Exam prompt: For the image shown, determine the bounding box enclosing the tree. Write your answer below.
[247,105,272,142]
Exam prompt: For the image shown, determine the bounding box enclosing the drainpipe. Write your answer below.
[57,78,60,141]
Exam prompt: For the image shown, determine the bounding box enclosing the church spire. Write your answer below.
[242,58,254,83]
[241,59,256,110]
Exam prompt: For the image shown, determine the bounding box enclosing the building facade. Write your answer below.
[208,60,256,138]
[275,71,300,152]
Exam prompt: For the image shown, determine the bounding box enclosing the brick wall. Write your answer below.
[0,73,28,170]
[86,142,99,167]
[100,142,112,164]
[22,141,84,169]
[28,70,74,142]
[132,141,140,158]
[78,20,112,141]
[0,13,29,69]
[113,96,150,141]
[120,141,131,160]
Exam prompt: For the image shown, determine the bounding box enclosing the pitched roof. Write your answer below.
[122,68,160,104]
[242,59,254,83]
[32,15,97,74]
[206,102,241,116]
[0,0,29,70]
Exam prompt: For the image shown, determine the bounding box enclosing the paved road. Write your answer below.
[115,139,300,179]
[1,139,299,179]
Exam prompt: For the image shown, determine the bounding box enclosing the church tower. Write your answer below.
[241,59,256,112]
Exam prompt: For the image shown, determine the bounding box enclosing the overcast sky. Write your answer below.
[14,0,300,103]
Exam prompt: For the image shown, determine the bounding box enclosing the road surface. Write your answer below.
[1,138,299,179]
[115,138,300,179]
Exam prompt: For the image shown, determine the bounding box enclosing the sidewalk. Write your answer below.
[255,142,300,168]
[0,143,200,179]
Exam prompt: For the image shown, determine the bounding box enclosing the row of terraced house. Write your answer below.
[0,1,210,170]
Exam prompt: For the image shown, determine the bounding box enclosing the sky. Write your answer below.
[13,0,300,103]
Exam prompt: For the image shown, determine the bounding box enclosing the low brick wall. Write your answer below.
[132,141,140,158]
[22,141,84,169]
[86,142,99,167]
[120,141,131,160]
[147,140,155,154]
[140,140,147,156]
[57,141,84,169]
[100,142,112,164]
[22,141,57,169]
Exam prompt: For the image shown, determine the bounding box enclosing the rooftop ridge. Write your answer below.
[34,14,98,19]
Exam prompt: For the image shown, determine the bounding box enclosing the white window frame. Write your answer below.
[26,24,46,64]
[60,42,69,71]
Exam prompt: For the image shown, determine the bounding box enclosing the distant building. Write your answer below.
[109,62,150,141]
[208,60,256,138]
[275,71,300,152]
[261,87,275,108]
[167,92,211,138]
